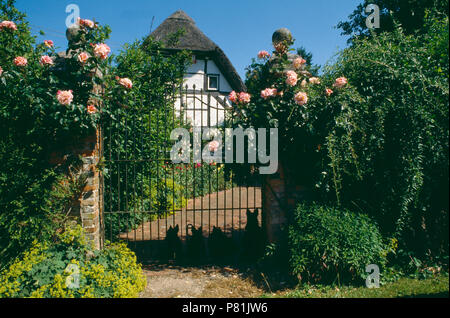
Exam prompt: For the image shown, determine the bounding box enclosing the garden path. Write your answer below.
[139,265,264,298]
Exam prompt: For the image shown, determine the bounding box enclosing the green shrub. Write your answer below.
[289,203,387,285]
[0,225,146,298]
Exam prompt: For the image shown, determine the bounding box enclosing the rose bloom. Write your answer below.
[238,92,251,104]
[228,91,238,103]
[257,50,270,59]
[309,77,321,85]
[333,77,348,88]
[0,66,3,76]
[87,105,98,114]
[301,79,308,87]
[285,71,298,87]
[294,92,308,106]
[118,77,133,89]
[57,90,74,105]
[93,43,111,60]
[78,18,95,28]
[261,88,277,99]
[274,43,287,54]
[78,52,89,64]
[208,140,220,152]
[40,55,54,66]
[14,56,27,67]
[0,21,17,31]
[325,88,334,97]
[44,40,54,48]
[293,57,306,69]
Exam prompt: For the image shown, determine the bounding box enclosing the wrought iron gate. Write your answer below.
[101,85,262,261]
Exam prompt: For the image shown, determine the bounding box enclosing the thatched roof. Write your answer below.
[148,10,246,92]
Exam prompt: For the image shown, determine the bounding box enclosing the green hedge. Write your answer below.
[289,203,387,285]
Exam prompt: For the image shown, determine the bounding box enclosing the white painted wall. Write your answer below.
[182,58,232,93]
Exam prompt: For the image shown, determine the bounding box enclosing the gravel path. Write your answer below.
[140,265,264,298]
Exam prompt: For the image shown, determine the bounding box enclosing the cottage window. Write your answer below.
[207,75,219,90]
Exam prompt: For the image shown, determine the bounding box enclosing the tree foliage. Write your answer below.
[239,12,449,260]
[337,0,449,42]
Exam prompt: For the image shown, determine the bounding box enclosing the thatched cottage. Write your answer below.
[149,10,245,127]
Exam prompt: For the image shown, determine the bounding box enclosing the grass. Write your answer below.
[263,274,449,298]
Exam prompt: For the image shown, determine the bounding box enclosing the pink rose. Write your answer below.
[57,90,74,106]
[301,79,308,87]
[93,43,111,60]
[0,66,3,76]
[257,50,270,59]
[40,55,54,66]
[118,77,133,89]
[228,91,238,103]
[87,105,98,114]
[0,21,17,31]
[294,92,308,106]
[208,140,220,152]
[78,18,95,28]
[325,88,334,97]
[274,43,287,54]
[78,52,89,64]
[44,40,54,48]
[286,70,298,87]
[309,77,321,85]
[261,88,278,99]
[238,92,251,104]
[333,77,348,88]
[293,57,306,69]
[14,56,27,67]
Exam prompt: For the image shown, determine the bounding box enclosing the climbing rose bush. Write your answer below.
[0,1,136,267]
[232,37,358,186]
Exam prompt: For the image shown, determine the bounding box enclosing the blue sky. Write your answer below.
[16,0,361,78]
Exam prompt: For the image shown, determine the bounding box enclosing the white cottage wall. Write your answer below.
[176,59,233,127]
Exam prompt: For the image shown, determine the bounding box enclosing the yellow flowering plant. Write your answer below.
[0,225,146,298]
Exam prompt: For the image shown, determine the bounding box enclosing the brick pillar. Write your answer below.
[76,129,102,250]
[263,164,288,244]
[262,163,312,245]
